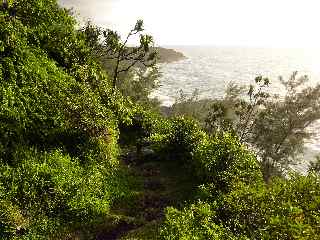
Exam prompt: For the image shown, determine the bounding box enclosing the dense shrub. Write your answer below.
[193,133,263,192]
[154,117,319,239]
[0,1,122,161]
[0,147,122,238]
[219,174,320,239]
[160,202,240,240]
[149,117,205,164]
[150,117,262,192]
[161,174,320,239]
[0,1,133,238]
[119,106,157,146]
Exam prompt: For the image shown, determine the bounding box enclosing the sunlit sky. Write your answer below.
[59,0,320,48]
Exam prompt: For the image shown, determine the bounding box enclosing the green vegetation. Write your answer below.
[172,74,320,182]
[83,20,161,109]
[159,75,320,239]
[1,1,320,239]
[0,0,133,238]
[161,174,320,239]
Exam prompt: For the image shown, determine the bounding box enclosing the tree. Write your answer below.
[81,20,160,108]
[83,20,157,91]
[116,65,161,108]
[205,72,320,182]
[204,78,270,136]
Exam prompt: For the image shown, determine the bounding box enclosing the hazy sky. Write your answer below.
[59,0,320,47]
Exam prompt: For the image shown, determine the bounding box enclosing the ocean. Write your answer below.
[151,46,320,171]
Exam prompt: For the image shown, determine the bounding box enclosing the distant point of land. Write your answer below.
[155,47,186,63]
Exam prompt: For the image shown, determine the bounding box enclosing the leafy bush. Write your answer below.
[150,117,262,192]
[155,117,318,239]
[119,106,156,146]
[0,1,121,162]
[160,202,239,240]
[161,174,320,239]
[193,133,263,192]
[150,117,205,164]
[0,149,112,233]
[218,174,320,239]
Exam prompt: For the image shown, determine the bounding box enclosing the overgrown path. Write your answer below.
[96,149,197,240]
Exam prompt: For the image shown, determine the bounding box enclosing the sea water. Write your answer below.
[151,46,320,171]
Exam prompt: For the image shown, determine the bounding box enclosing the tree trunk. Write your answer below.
[261,158,273,184]
[112,56,121,92]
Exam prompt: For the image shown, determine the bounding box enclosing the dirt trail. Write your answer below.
[95,153,167,239]
[95,149,196,240]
